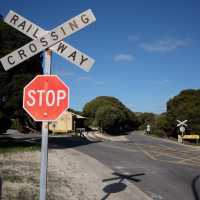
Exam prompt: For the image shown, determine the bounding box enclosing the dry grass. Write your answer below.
[0,150,100,200]
[0,152,40,200]
[0,148,150,200]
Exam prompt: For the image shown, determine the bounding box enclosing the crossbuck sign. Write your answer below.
[0,9,96,71]
[177,120,188,127]
[177,120,188,135]
[1,9,96,200]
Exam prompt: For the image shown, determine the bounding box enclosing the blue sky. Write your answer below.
[1,0,200,113]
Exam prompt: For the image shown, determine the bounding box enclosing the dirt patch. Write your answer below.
[0,150,99,200]
[0,149,151,200]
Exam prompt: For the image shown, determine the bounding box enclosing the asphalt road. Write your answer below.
[75,131,200,200]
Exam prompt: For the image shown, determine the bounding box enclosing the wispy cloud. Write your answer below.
[76,76,91,82]
[57,69,74,77]
[140,38,191,52]
[95,81,105,85]
[128,35,140,42]
[113,54,135,62]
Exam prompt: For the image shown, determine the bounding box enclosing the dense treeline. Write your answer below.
[137,112,156,130]
[0,17,43,133]
[138,89,200,138]
[165,89,200,136]
[83,96,139,134]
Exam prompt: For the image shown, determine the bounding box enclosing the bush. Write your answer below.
[152,128,167,138]
[83,96,139,134]
[0,113,11,133]
[137,112,156,130]
[0,19,43,133]
[166,89,200,137]
[95,105,126,133]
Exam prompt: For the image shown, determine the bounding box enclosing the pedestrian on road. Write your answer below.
[146,124,151,135]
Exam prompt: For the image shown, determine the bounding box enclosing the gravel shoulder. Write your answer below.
[0,148,151,200]
[84,131,129,142]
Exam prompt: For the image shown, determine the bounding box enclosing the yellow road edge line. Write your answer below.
[136,146,157,161]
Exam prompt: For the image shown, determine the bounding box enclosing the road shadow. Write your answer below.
[101,172,145,200]
[192,175,200,200]
[0,136,40,150]
[0,135,100,150]
[48,136,100,149]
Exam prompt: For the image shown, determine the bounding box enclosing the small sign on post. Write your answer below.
[177,120,188,143]
[177,120,188,137]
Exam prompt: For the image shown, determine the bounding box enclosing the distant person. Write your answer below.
[146,124,151,134]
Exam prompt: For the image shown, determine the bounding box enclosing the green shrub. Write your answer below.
[83,96,139,134]
[152,128,167,138]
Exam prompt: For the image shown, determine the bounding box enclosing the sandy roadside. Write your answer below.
[84,131,129,142]
[0,148,151,200]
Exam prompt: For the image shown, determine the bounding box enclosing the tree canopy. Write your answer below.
[151,89,200,138]
[137,112,156,129]
[83,96,139,134]
[166,89,200,135]
[0,18,43,133]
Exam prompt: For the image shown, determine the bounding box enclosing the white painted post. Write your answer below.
[40,49,51,200]
[178,135,183,143]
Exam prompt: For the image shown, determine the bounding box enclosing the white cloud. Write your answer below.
[140,38,191,52]
[128,35,140,42]
[76,76,91,82]
[113,54,135,62]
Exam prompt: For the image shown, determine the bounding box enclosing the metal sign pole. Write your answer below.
[1,9,96,200]
[0,176,2,200]
[40,49,51,200]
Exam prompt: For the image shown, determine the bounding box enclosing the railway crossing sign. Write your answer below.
[179,126,185,133]
[0,9,96,200]
[177,120,188,135]
[177,120,188,127]
[23,75,69,121]
[0,9,96,71]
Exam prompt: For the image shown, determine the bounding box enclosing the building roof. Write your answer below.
[71,112,86,119]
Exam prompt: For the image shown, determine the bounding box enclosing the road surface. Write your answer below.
[75,131,200,200]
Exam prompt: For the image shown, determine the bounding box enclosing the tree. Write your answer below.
[0,17,43,133]
[137,112,156,130]
[166,89,200,136]
[95,105,126,133]
[155,113,168,130]
[83,96,139,134]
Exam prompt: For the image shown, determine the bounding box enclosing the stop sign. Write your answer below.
[23,75,69,121]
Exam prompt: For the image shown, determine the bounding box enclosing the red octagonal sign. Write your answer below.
[23,75,69,121]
